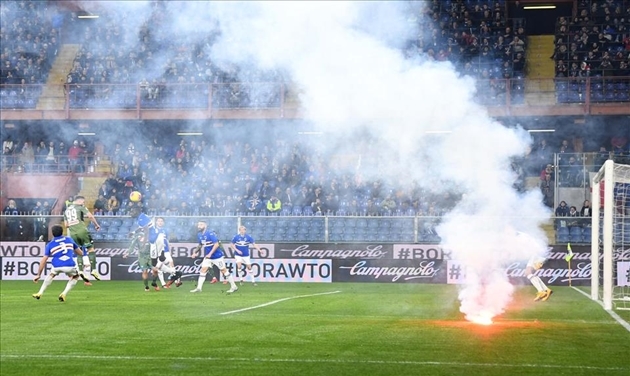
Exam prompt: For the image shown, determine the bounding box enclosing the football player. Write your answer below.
[32,225,85,302]
[190,220,238,294]
[230,225,260,285]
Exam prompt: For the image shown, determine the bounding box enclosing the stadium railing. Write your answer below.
[0,155,103,174]
[0,214,575,244]
[2,78,630,117]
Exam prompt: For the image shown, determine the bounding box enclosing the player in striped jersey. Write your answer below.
[136,214,182,290]
[190,220,238,294]
[230,225,260,285]
[32,225,86,302]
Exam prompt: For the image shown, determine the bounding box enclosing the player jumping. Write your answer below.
[516,231,553,302]
[124,227,159,291]
[136,214,182,290]
[63,195,101,285]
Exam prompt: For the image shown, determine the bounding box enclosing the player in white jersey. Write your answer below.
[150,217,181,288]
[230,225,261,285]
[32,225,85,302]
[516,231,553,302]
[137,214,182,290]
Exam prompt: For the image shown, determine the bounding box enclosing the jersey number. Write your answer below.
[65,207,80,226]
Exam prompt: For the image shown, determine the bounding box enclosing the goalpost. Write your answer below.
[591,159,630,311]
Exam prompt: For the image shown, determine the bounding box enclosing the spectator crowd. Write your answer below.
[553,0,630,102]
[0,1,59,108]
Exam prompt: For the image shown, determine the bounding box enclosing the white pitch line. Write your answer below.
[571,286,630,333]
[0,354,626,371]
[220,290,342,315]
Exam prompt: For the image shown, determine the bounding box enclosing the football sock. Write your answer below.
[88,252,97,269]
[197,272,207,290]
[143,277,149,288]
[38,274,54,295]
[249,268,256,283]
[82,255,91,273]
[160,264,175,274]
[77,256,84,271]
[224,273,237,289]
[61,278,78,295]
[534,275,549,291]
[527,274,545,292]
[158,270,166,286]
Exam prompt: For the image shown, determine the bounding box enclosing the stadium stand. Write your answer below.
[0,1,57,109]
[553,0,630,103]
[1,0,629,244]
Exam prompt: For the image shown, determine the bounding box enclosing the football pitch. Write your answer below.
[1,281,628,376]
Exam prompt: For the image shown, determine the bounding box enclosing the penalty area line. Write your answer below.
[0,354,627,371]
[219,290,342,315]
[571,286,630,333]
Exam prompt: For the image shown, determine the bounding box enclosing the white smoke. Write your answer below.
[202,1,551,320]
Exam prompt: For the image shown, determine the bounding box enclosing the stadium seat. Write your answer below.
[582,227,592,242]
[591,91,604,102]
[556,227,570,243]
[569,233,583,243]
[99,218,112,229]
[329,233,343,242]
[356,219,368,228]
[604,91,616,102]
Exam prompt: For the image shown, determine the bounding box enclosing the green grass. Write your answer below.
[1,281,629,376]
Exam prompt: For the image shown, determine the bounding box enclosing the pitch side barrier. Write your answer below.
[0,215,575,245]
[1,241,619,286]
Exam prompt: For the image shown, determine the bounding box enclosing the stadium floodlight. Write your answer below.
[527,129,556,133]
[77,11,99,19]
[523,5,557,10]
[591,159,630,310]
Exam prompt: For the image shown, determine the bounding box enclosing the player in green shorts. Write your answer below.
[63,196,101,285]
[124,227,159,291]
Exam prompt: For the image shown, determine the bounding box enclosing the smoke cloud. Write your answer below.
[25,1,551,320]
[198,1,551,321]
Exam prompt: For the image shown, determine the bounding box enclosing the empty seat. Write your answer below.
[556,226,570,243]
[582,227,592,242]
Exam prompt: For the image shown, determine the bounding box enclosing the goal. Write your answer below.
[591,159,630,310]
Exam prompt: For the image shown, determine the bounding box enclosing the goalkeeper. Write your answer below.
[124,227,159,292]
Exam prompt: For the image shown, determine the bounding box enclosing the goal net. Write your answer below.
[591,160,630,311]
